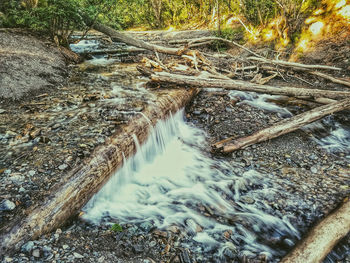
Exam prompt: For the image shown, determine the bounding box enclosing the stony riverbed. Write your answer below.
[1,30,349,263]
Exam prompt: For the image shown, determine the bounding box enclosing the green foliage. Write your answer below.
[217,26,244,41]
[2,0,86,46]
[110,223,123,232]
[241,0,277,26]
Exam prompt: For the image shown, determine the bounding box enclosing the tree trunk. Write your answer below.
[212,98,350,153]
[92,23,187,56]
[281,199,350,263]
[0,88,198,254]
[150,71,350,99]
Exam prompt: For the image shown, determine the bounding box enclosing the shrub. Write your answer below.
[110,223,123,232]
[2,0,85,46]
[240,0,277,26]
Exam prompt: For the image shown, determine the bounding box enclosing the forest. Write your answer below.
[0,0,350,263]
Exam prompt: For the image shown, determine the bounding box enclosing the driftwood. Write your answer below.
[150,71,350,99]
[310,71,350,88]
[281,199,350,263]
[81,47,148,56]
[93,23,188,56]
[248,56,343,71]
[212,98,350,153]
[0,88,198,254]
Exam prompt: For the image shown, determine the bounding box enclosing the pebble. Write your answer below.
[4,257,13,263]
[32,249,40,258]
[73,252,84,259]
[28,170,36,176]
[311,166,318,173]
[0,199,16,211]
[21,241,34,253]
[149,240,157,247]
[98,256,105,263]
[62,244,69,250]
[0,109,6,114]
[58,164,68,170]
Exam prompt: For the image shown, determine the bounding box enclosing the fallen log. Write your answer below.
[0,88,198,254]
[93,23,187,56]
[260,65,350,88]
[81,47,148,56]
[248,56,342,71]
[150,71,350,99]
[281,198,350,263]
[212,98,350,152]
[310,71,350,88]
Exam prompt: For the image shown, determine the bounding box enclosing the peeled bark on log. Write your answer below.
[0,88,198,254]
[248,56,343,71]
[151,71,350,99]
[260,65,350,88]
[310,71,350,88]
[93,23,187,56]
[281,199,350,263]
[213,98,350,152]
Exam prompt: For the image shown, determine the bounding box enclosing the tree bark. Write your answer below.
[248,56,343,71]
[281,199,350,263]
[150,71,350,99]
[212,98,350,153]
[93,23,187,56]
[0,88,198,254]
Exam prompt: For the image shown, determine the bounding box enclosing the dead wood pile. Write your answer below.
[89,24,350,263]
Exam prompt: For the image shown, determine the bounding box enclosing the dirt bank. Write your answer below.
[0,29,70,100]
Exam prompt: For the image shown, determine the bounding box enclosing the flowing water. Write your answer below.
[71,37,349,262]
[83,109,302,261]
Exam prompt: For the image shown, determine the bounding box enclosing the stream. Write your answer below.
[70,37,350,262]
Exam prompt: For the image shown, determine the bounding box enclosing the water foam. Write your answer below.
[83,109,300,260]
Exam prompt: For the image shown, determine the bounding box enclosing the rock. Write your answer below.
[32,249,40,258]
[310,166,318,173]
[0,109,6,114]
[21,241,34,253]
[28,170,36,176]
[62,244,69,250]
[140,221,153,232]
[73,252,84,259]
[19,187,25,193]
[58,164,68,170]
[4,257,13,262]
[29,128,41,139]
[132,245,144,254]
[149,241,157,247]
[0,199,16,211]
[240,196,255,204]
[98,256,105,263]
[134,107,143,112]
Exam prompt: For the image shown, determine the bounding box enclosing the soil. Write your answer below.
[1,28,349,263]
[0,29,69,100]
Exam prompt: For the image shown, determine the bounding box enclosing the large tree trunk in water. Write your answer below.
[212,98,350,153]
[150,71,350,99]
[93,23,186,56]
[281,199,350,263]
[0,88,198,254]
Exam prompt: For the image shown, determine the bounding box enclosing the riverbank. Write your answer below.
[1,29,349,263]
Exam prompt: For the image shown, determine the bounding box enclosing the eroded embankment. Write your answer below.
[0,30,198,254]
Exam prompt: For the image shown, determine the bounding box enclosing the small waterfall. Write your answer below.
[83,109,300,261]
